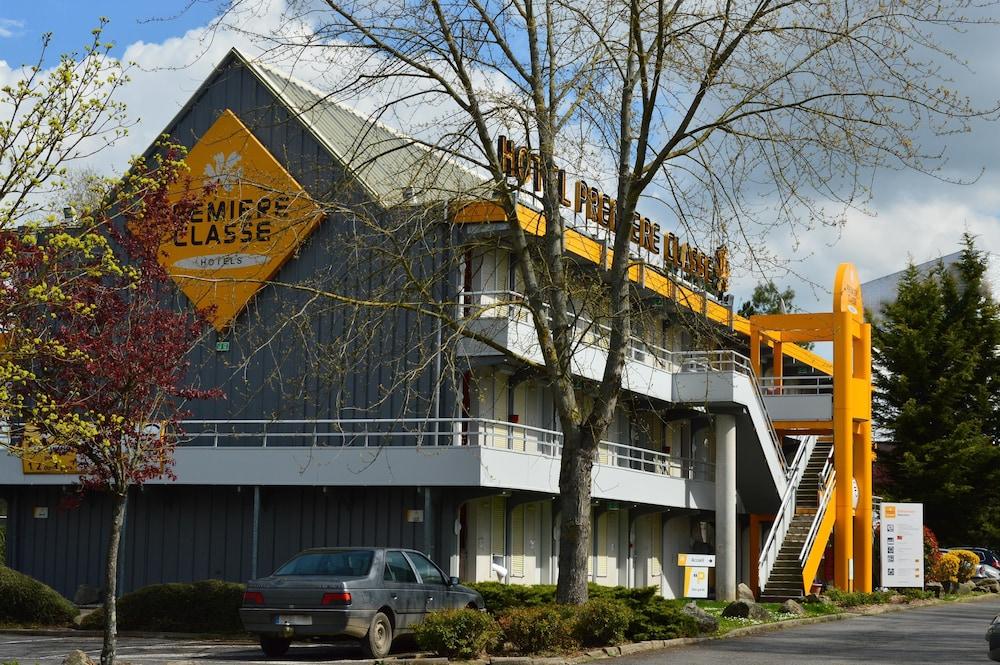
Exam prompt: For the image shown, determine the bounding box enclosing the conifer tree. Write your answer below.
[873,234,1000,546]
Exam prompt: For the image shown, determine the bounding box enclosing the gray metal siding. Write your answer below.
[154,55,457,427]
[2,484,437,598]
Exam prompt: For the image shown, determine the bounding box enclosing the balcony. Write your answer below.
[456,291,677,399]
[758,376,833,423]
[0,418,704,508]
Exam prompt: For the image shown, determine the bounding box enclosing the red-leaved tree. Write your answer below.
[5,146,219,665]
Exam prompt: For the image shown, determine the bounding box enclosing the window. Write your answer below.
[385,551,417,583]
[406,551,447,585]
[274,550,373,577]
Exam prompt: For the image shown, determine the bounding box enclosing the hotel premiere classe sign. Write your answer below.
[497,136,730,295]
[160,109,323,330]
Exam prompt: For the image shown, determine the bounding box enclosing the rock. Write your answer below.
[803,593,832,604]
[780,599,806,616]
[73,584,101,605]
[721,599,770,621]
[975,579,1000,593]
[958,581,976,595]
[737,582,756,602]
[682,601,719,633]
[925,581,943,598]
[62,651,95,665]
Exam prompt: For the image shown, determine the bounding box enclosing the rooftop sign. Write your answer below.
[497,135,730,295]
[162,109,323,330]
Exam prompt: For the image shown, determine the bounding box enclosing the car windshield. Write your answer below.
[274,550,374,577]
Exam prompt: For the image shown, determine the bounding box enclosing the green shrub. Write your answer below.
[900,588,934,601]
[0,526,6,567]
[498,605,578,654]
[469,582,556,615]
[572,597,632,647]
[79,579,244,633]
[824,587,895,608]
[0,566,77,626]
[414,609,501,659]
[627,597,703,640]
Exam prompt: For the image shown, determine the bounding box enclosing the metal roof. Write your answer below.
[238,49,486,208]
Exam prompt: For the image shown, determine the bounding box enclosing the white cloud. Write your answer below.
[9,0,1000,315]
[0,19,24,39]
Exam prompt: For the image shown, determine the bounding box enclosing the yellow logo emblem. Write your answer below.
[162,109,323,330]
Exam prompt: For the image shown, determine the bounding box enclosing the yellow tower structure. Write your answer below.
[749,263,873,593]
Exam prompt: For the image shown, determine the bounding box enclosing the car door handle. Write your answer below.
[427,596,434,602]
[391,594,398,600]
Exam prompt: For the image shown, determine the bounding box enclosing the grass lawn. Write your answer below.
[678,599,843,634]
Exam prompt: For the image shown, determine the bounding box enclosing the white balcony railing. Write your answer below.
[459,290,679,372]
[457,293,790,474]
[176,417,713,481]
[758,375,834,396]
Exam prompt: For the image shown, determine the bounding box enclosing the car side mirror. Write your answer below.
[448,576,460,587]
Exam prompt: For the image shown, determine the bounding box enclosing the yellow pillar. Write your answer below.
[833,309,854,591]
[773,341,783,392]
[750,325,761,375]
[853,323,873,592]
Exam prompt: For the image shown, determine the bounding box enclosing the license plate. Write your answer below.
[275,615,313,625]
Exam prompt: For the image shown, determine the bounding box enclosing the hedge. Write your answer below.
[79,580,244,633]
[469,583,703,644]
[572,598,632,647]
[0,566,78,626]
[497,605,580,654]
[414,608,502,659]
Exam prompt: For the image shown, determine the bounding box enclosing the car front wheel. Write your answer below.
[260,636,291,657]
[362,611,393,659]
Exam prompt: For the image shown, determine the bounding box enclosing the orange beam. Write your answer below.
[773,420,834,435]
[452,200,834,375]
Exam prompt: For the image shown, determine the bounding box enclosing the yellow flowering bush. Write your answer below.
[930,552,960,584]
[951,549,981,583]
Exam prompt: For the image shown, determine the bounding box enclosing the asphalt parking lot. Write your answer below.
[0,634,388,664]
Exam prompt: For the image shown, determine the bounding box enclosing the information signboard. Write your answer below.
[683,567,709,598]
[880,502,924,588]
[677,553,715,598]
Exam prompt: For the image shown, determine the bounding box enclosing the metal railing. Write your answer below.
[758,435,816,591]
[176,417,714,481]
[758,375,834,396]
[673,349,787,471]
[459,295,788,474]
[799,445,837,565]
[459,290,679,372]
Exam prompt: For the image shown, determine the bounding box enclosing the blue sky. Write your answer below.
[2,0,1000,313]
[0,1,218,67]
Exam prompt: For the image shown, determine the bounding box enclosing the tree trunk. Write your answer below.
[555,428,597,604]
[101,490,128,665]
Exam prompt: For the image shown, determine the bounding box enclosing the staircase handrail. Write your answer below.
[745,362,788,472]
[799,445,836,564]
[757,435,816,592]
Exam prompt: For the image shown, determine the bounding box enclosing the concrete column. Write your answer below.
[715,414,737,601]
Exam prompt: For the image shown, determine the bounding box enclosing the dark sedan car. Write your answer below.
[239,547,484,658]
[988,615,1000,661]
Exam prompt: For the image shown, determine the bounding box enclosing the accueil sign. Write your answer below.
[497,136,730,295]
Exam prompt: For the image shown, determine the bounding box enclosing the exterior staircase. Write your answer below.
[760,440,834,601]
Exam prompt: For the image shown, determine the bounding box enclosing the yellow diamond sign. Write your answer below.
[161,109,323,330]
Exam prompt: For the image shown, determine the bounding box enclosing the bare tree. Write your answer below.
[212,0,996,602]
